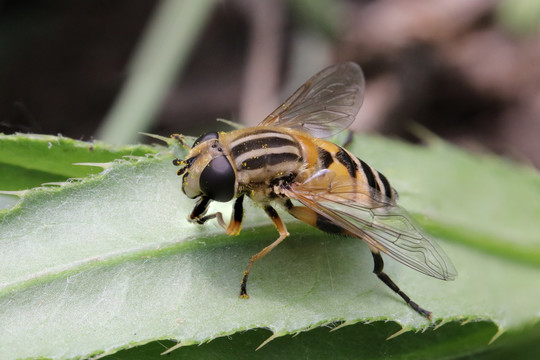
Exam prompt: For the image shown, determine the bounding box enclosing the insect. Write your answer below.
[172,62,457,319]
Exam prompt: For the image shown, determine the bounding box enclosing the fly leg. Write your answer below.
[189,195,245,233]
[239,205,289,298]
[371,250,432,319]
[287,202,431,318]
[188,196,226,229]
[226,195,244,235]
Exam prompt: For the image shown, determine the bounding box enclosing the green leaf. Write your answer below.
[0,133,158,189]
[112,321,540,359]
[1,133,539,359]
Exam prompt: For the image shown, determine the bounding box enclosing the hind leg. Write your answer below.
[371,250,432,319]
[288,203,432,319]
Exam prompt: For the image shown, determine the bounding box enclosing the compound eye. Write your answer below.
[192,132,219,148]
[199,156,236,202]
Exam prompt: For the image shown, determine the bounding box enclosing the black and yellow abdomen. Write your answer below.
[312,137,397,203]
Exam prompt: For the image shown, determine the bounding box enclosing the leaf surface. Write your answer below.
[1,133,539,359]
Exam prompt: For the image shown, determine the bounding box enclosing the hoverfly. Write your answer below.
[172,62,457,319]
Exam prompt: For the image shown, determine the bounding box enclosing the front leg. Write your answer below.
[188,196,226,229]
[189,196,245,233]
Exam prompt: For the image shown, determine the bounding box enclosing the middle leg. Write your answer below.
[239,205,289,298]
[226,195,244,235]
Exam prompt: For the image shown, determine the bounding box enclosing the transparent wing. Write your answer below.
[283,170,457,280]
[258,62,365,138]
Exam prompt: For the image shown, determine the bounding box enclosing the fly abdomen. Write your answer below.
[351,151,396,202]
[316,141,397,203]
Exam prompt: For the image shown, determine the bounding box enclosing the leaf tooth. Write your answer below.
[0,190,28,197]
[88,350,110,360]
[256,331,287,351]
[73,162,115,169]
[139,132,171,144]
[386,326,412,340]
[433,317,452,330]
[330,320,354,332]
[489,327,505,345]
[161,339,197,355]
[41,176,85,186]
[41,182,68,187]
[459,316,474,326]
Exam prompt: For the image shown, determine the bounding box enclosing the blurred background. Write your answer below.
[1,0,539,167]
